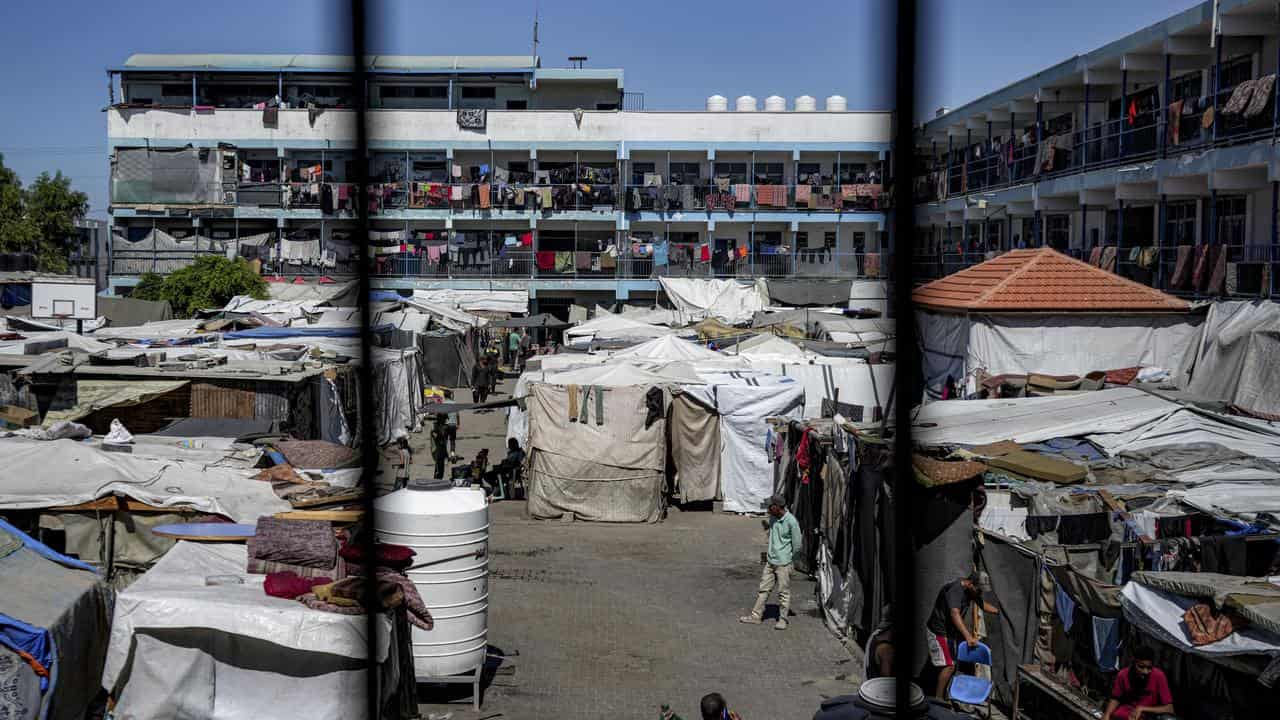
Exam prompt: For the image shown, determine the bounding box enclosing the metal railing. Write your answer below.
[621,183,885,213]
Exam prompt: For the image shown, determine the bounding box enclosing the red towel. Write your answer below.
[536,251,556,270]
[265,571,332,599]
[339,542,416,570]
[520,232,533,247]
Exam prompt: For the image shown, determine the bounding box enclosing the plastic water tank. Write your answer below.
[825,94,848,112]
[706,94,729,112]
[374,485,489,677]
[795,95,817,112]
[764,95,786,112]
[735,95,758,112]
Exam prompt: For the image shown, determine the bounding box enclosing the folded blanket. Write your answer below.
[249,517,336,570]
[264,571,332,599]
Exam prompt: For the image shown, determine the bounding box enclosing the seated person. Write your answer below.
[1103,645,1174,720]
[483,438,526,494]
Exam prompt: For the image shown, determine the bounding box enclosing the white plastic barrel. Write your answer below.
[764,95,786,112]
[706,94,729,112]
[736,95,758,112]
[795,95,817,112]
[825,94,848,112]
[374,486,489,677]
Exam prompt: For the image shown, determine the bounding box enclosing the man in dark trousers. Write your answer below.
[471,357,492,405]
[926,572,998,699]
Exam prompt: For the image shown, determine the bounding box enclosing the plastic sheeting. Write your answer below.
[977,533,1040,704]
[565,313,674,341]
[112,147,221,205]
[103,541,388,720]
[776,362,893,419]
[1122,581,1280,658]
[658,277,769,326]
[912,387,1179,447]
[610,335,725,362]
[1181,301,1280,414]
[1088,409,1280,483]
[764,279,851,307]
[697,378,804,513]
[525,383,666,522]
[917,310,1200,400]
[0,438,289,522]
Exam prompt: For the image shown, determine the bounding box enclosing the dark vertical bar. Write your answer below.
[892,0,918,714]
[1162,53,1171,157]
[1157,194,1167,289]
[1035,98,1043,176]
[1272,181,1278,297]
[1081,203,1088,254]
[1120,68,1128,157]
[350,1,379,717]
[946,133,953,198]
[1213,36,1222,142]
[1083,82,1090,166]
[1117,198,1125,275]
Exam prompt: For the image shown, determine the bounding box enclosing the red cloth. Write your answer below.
[1103,367,1141,385]
[700,244,710,262]
[264,571,332,599]
[536,251,556,270]
[1127,100,1138,127]
[520,232,533,247]
[339,542,416,570]
[1110,667,1172,720]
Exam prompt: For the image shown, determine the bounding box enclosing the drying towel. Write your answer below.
[536,251,555,270]
[478,183,491,209]
[1100,245,1117,274]
[575,251,592,270]
[864,252,881,278]
[1168,100,1184,145]
[733,184,751,203]
[1192,244,1213,289]
[1244,74,1277,119]
[554,251,574,273]
[249,517,337,570]
[1207,244,1228,295]
[338,542,415,571]
[796,185,811,203]
[1170,245,1192,288]
[567,384,580,422]
[1088,246,1103,267]
[1223,78,1257,115]
[450,185,463,201]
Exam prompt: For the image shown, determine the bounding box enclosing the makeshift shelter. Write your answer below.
[412,329,476,388]
[564,313,675,343]
[524,371,672,523]
[1178,300,1280,417]
[0,519,112,720]
[914,248,1199,400]
[658,277,769,326]
[411,288,528,314]
[766,279,854,307]
[609,334,726,363]
[95,296,174,328]
[102,541,397,720]
[490,313,571,329]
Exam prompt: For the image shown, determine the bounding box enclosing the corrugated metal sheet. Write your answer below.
[189,381,255,418]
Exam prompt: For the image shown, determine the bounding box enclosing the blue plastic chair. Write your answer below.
[948,641,994,717]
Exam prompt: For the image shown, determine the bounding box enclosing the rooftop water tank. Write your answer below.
[826,95,848,112]
[736,95,758,112]
[764,95,786,112]
[375,485,489,678]
[706,94,728,112]
[795,95,817,112]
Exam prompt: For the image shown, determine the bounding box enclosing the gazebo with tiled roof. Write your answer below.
[913,248,1190,313]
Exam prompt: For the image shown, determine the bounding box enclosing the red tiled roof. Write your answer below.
[912,248,1190,312]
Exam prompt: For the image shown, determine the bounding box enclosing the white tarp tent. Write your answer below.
[1087,408,1280,483]
[684,373,804,513]
[658,277,769,326]
[565,313,675,342]
[103,541,388,720]
[917,311,1200,399]
[849,280,889,314]
[0,438,289,522]
[610,334,726,362]
[411,288,528,314]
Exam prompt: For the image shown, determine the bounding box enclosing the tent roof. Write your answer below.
[490,313,570,329]
[565,313,673,340]
[913,248,1190,312]
[610,335,725,362]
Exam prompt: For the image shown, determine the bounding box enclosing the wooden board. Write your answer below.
[151,522,256,541]
[290,490,366,509]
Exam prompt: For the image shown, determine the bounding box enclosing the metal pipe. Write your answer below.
[1119,69,1128,158]
[1157,194,1167,289]
[1117,199,1125,274]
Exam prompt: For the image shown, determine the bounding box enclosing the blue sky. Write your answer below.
[0,0,1202,217]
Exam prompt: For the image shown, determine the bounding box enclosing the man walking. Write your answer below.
[518,329,532,372]
[430,416,449,481]
[506,328,521,368]
[471,357,492,405]
[740,496,803,629]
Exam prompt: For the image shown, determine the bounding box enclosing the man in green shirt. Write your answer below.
[507,329,522,369]
[740,495,803,629]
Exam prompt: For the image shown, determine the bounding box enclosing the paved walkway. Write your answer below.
[404,377,862,719]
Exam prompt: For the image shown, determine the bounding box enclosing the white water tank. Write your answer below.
[795,95,817,112]
[764,95,786,112]
[375,485,489,677]
[706,94,728,112]
[735,95,758,112]
[825,94,848,112]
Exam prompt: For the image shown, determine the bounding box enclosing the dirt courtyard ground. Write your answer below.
[398,377,863,719]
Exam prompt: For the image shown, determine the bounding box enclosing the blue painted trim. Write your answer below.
[624,141,890,152]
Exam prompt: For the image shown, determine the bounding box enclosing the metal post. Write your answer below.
[278,72,283,102]
[1157,194,1167,289]
[1121,69,1132,159]
[1006,214,1012,252]
[1161,54,1171,157]
[1035,99,1043,175]
[946,134,953,198]
[1083,83,1090,166]
[1272,181,1278,297]
[1033,209,1042,246]
[1116,199,1125,275]
[750,151,757,210]
[1081,203,1088,253]
[986,120,993,187]
[448,79,454,110]
[965,128,972,194]
[1213,36,1222,142]
[191,75,197,107]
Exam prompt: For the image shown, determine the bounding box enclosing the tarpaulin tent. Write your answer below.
[415,329,476,388]
[96,296,174,328]
[766,279,852,307]
[658,277,769,326]
[525,381,668,522]
[411,288,528,314]
[112,146,221,205]
[102,541,394,720]
[0,519,111,720]
[1178,300,1280,416]
[489,313,571,329]
[565,314,675,343]
[610,335,725,363]
[669,392,721,503]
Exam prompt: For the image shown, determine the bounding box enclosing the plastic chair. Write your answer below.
[948,641,994,717]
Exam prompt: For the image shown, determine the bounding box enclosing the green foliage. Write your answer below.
[133,256,268,317]
[0,154,89,274]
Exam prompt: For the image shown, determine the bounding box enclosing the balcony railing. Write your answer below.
[622,183,885,213]
[916,76,1280,203]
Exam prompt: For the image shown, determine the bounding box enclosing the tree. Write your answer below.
[132,255,267,317]
[0,154,89,274]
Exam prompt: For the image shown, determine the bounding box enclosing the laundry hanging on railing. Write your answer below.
[1244,74,1277,119]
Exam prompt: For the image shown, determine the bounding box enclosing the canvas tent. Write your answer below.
[914,248,1198,399]
[102,541,393,720]
[1177,300,1280,416]
[0,519,112,720]
[564,313,676,343]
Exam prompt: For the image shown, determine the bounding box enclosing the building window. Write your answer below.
[669,162,700,185]
[460,86,496,99]
[1171,72,1200,102]
[630,162,655,186]
[596,103,618,110]
[1046,214,1071,250]
[1220,55,1253,90]
[506,100,527,109]
[1215,195,1247,245]
[713,163,748,183]
[381,85,446,99]
[985,219,1003,250]
[1165,200,1197,245]
[753,163,784,184]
